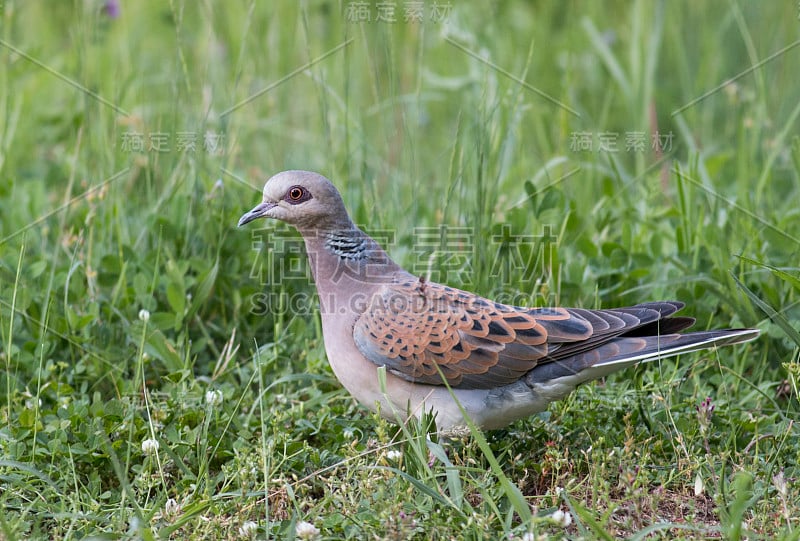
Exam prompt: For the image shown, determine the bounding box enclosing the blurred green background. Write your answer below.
[1,1,798,538]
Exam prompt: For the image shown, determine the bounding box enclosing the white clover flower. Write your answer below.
[550,509,572,527]
[164,498,180,518]
[141,438,159,455]
[205,389,223,406]
[773,470,788,498]
[295,520,320,539]
[238,520,258,538]
[138,309,150,322]
[386,449,403,461]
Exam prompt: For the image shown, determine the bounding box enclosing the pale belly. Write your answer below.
[319,310,559,431]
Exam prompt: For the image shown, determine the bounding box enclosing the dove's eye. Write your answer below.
[286,186,307,203]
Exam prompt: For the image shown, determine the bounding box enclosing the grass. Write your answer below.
[0,0,798,538]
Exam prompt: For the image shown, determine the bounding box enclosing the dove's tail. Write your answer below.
[525,327,760,385]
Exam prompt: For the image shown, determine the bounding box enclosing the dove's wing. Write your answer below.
[353,277,687,389]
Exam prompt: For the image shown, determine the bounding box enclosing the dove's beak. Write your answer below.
[238,201,277,227]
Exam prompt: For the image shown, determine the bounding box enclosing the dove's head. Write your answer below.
[238,170,353,232]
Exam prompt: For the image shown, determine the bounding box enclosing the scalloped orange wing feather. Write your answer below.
[352,278,597,388]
